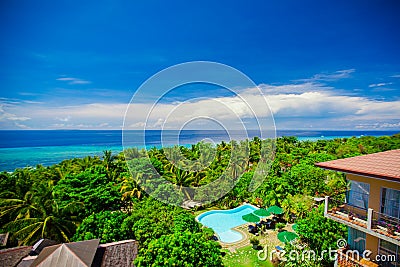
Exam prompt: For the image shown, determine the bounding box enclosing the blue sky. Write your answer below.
[0,0,399,130]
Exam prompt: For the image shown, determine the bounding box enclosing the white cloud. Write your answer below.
[3,88,400,130]
[56,77,91,85]
[368,82,393,88]
[296,69,355,82]
[129,122,146,128]
[98,122,110,127]
[255,82,330,95]
[0,104,31,121]
[7,116,31,121]
[355,122,400,129]
[56,116,71,122]
[121,85,400,130]
[14,122,31,129]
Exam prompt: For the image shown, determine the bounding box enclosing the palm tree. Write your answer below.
[10,168,33,199]
[80,156,102,170]
[0,190,37,223]
[163,146,186,172]
[228,141,248,180]
[50,165,69,181]
[4,200,82,245]
[124,147,142,160]
[1,183,82,245]
[120,174,143,201]
[164,166,194,200]
[102,150,115,171]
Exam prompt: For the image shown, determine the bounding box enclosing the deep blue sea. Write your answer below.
[0,130,398,172]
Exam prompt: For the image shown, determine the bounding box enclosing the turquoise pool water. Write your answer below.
[196,204,261,243]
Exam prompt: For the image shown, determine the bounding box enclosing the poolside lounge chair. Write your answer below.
[248,225,258,234]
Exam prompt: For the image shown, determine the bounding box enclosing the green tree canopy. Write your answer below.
[134,231,223,267]
[53,166,122,217]
[173,213,201,233]
[296,206,347,265]
[73,211,129,243]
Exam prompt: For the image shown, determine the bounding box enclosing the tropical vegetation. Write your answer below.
[1,133,399,266]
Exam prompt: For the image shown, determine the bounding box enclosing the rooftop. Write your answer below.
[31,239,99,267]
[315,149,400,182]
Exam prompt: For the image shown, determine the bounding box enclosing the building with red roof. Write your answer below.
[316,149,400,267]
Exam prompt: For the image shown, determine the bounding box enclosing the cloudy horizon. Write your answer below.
[1,67,399,131]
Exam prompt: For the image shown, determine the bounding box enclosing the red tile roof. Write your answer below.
[315,149,400,182]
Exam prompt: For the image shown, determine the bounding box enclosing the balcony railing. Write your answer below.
[325,197,368,226]
[324,196,400,244]
[371,211,400,237]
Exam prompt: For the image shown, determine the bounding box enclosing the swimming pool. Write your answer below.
[196,204,261,243]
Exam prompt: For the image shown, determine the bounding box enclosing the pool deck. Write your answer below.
[218,223,295,252]
[218,223,252,249]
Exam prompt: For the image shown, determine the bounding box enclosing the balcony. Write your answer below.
[324,196,400,246]
[336,248,379,267]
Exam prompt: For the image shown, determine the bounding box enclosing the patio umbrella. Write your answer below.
[292,223,298,232]
[254,208,271,217]
[268,205,284,215]
[242,213,260,223]
[277,231,299,243]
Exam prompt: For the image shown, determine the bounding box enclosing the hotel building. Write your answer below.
[316,149,400,267]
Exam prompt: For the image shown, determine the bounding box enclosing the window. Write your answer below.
[347,181,370,209]
[381,188,400,219]
[348,227,366,252]
[379,239,399,267]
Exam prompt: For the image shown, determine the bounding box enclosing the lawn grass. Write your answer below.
[222,246,274,267]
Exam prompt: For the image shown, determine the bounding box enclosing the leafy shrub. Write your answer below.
[135,231,223,267]
[73,211,129,243]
